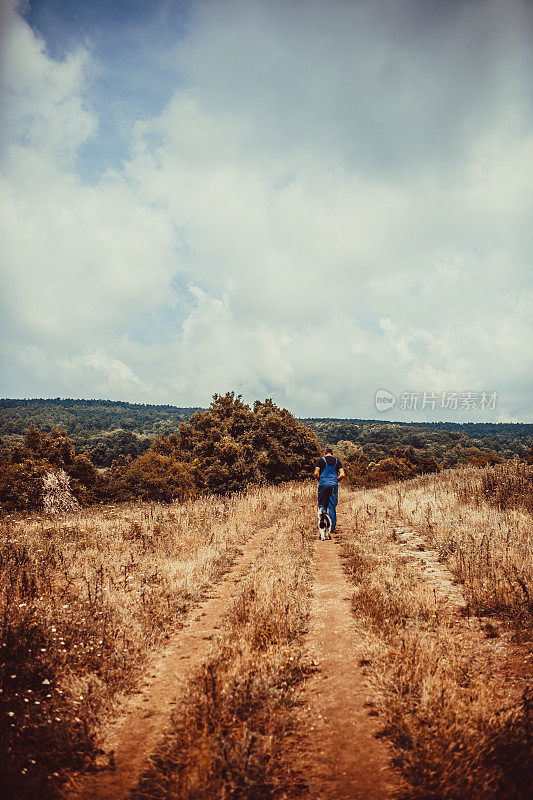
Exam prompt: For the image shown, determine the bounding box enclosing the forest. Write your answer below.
[0,399,201,467]
[304,417,531,460]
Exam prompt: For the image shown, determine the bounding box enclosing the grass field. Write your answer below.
[1,463,531,799]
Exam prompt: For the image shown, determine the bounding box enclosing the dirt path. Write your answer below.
[389,520,533,693]
[287,529,401,800]
[390,523,468,613]
[68,503,482,800]
[68,521,279,800]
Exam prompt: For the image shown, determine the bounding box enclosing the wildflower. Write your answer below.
[7,711,15,717]
[42,679,50,685]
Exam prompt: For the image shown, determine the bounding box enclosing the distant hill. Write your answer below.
[1,398,531,466]
[0,399,204,467]
[0,398,202,437]
[304,418,532,461]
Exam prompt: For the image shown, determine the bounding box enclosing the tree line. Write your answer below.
[305,419,531,461]
[0,398,200,437]
[1,399,531,468]
[1,393,530,513]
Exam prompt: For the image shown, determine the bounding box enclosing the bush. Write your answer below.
[174,393,321,494]
[107,450,196,502]
[1,394,322,508]
[0,458,48,511]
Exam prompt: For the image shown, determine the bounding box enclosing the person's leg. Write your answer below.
[328,485,338,530]
[318,485,332,514]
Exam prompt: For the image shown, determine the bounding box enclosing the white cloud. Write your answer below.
[0,0,96,163]
[0,1,180,394]
[0,0,531,420]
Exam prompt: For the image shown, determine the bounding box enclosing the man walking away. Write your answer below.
[313,447,345,532]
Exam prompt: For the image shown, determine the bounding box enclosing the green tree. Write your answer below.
[174,392,321,494]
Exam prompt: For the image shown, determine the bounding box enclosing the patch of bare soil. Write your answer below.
[67,522,279,800]
[284,529,402,800]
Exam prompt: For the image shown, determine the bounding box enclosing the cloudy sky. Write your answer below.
[0,0,531,421]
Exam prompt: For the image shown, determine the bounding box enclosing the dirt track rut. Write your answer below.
[69,522,279,800]
[286,530,401,800]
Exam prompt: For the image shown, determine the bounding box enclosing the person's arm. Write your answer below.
[313,466,320,480]
[338,467,346,481]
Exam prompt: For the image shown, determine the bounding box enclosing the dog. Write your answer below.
[318,507,332,540]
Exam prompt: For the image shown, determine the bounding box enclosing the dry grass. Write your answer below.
[0,486,294,799]
[341,466,532,800]
[476,460,532,513]
[133,484,315,800]
[396,465,533,626]
[5,466,531,800]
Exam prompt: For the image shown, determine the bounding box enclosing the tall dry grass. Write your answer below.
[395,464,533,627]
[341,468,532,800]
[133,483,315,800]
[0,485,296,799]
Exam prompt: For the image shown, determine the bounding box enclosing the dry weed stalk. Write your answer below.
[395,466,533,626]
[42,470,79,516]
